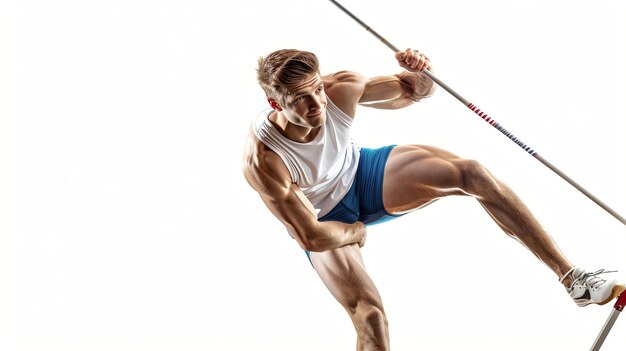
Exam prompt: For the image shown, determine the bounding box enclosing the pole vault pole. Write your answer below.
[590,293,626,350]
[327,0,626,227]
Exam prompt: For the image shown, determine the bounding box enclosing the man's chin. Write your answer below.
[307,112,326,127]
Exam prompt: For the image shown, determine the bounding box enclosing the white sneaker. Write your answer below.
[560,268,626,307]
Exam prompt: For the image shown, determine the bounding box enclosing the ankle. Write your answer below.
[559,266,577,288]
[561,276,573,288]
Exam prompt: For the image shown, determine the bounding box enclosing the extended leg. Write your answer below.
[309,244,389,351]
[461,160,574,282]
[382,145,575,286]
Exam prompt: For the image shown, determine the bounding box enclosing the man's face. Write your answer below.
[279,73,327,128]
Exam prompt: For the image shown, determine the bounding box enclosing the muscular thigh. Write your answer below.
[309,244,384,312]
[382,144,468,214]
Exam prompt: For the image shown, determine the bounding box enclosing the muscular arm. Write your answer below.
[243,131,366,252]
[323,48,436,112]
[359,70,436,109]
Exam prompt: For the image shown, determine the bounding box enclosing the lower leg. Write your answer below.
[466,167,574,286]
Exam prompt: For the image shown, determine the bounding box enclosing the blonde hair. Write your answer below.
[256,49,320,103]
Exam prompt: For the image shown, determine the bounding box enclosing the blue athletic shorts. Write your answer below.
[318,145,403,225]
[305,145,404,263]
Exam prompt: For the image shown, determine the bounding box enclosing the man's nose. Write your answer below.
[310,96,323,110]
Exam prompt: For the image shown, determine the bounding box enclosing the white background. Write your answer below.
[1,0,625,350]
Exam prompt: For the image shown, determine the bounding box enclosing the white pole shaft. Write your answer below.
[590,309,621,351]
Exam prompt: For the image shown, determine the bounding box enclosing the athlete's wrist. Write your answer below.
[355,221,367,247]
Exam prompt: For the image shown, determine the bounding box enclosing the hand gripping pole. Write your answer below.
[328,0,626,227]
[590,293,626,350]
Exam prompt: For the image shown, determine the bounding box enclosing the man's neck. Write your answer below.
[269,111,320,143]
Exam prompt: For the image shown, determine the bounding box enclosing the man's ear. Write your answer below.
[267,98,282,111]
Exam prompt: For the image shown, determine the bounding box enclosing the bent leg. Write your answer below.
[309,244,390,351]
[382,145,575,286]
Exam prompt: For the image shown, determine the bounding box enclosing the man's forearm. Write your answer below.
[399,70,436,102]
[306,220,366,252]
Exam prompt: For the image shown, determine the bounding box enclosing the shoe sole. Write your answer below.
[597,284,626,306]
[576,284,626,307]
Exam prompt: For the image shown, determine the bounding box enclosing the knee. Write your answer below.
[353,303,388,336]
[457,159,498,194]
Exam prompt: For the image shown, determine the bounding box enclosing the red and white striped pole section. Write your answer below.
[328,0,626,226]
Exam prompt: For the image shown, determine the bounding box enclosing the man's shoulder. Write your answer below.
[243,128,276,170]
[242,128,289,188]
[322,71,366,117]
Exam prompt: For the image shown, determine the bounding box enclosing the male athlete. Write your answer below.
[242,47,625,350]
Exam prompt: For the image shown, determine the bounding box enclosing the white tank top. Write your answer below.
[253,96,360,218]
